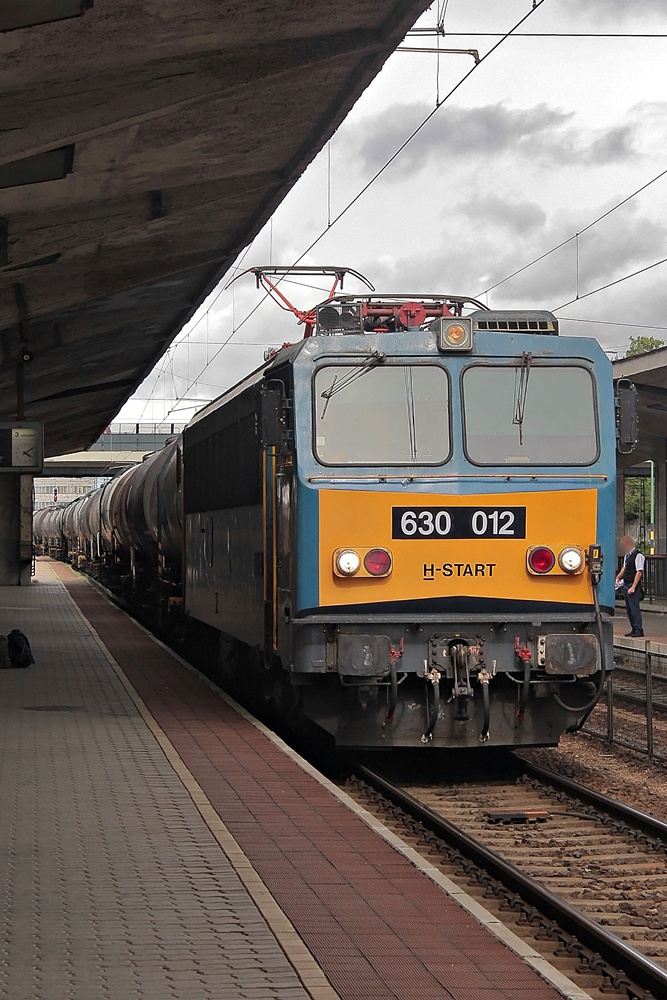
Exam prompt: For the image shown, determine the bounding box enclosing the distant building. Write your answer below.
[33,476,107,511]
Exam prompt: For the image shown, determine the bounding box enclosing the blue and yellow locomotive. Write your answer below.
[183,273,619,748]
[36,270,631,749]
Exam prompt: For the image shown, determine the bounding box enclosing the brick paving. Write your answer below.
[0,563,312,1000]
[48,559,563,1000]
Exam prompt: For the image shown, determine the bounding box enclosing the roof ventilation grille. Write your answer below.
[472,310,558,336]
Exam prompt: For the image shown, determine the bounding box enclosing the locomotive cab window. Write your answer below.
[462,364,598,465]
[314,364,449,465]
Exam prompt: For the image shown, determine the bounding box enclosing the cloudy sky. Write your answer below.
[120,0,667,425]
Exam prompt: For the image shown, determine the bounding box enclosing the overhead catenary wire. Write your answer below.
[131,243,254,423]
[562,318,667,333]
[478,163,667,297]
[435,0,451,106]
[326,142,332,228]
[449,32,667,38]
[554,255,667,311]
[408,30,667,38]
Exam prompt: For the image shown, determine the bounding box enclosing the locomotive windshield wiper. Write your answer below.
[512,351,532,446]
[320,351,386,418]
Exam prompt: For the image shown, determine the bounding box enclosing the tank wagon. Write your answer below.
[35,269,638,749]
[37,438,183,611]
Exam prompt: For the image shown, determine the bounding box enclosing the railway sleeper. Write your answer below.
[347,775,660,1000]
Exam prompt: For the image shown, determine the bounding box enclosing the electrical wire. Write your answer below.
[130,245,254,423]
[554,255,667,311]
[561,318,667,333]
[147,369,228,391]
[411,31,667,38]
[435,0,450,106]
[478,164,667,297]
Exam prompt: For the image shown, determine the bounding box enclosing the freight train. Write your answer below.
[34,269,637,749]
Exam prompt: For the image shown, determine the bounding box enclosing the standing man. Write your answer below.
[615,535,645,637]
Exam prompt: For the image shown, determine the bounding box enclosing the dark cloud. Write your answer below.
[344,101,635,178]
[347,102,571,176]
[550,123,638,166]
[459,194,546,235]
[583,126,636,165]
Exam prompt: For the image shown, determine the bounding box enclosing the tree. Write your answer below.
[624,477,645,523]
[624,476,651,554]
[626,335,665,357]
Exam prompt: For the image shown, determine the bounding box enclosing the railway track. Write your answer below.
[350,758,667,1000]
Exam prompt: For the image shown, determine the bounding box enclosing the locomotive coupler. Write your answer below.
[421,662,441,743]
[451,642,473,721]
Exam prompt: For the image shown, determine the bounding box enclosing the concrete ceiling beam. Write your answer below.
[0,31,381,162]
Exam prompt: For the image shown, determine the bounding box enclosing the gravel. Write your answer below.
[517,733,667,822]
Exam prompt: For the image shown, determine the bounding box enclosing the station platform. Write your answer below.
[614,605,667,651]
[0,560,582,1000]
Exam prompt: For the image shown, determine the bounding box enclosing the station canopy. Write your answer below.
[0,0,427,456]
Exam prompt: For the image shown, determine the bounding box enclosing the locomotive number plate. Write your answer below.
[392,506,526,540]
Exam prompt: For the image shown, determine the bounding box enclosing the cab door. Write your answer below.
[260,378,293,667]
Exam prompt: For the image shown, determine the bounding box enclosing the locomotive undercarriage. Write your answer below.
[289,617,610,748]
[48,539,183,630]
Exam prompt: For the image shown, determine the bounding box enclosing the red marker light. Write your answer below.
[364,548,392,576]
[528,546,555,574]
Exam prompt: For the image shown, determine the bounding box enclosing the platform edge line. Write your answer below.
[64,564,592,1000]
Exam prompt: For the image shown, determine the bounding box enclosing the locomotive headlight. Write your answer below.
[437,317,473,352]
[558,546,584,574]
[335,549,361,576]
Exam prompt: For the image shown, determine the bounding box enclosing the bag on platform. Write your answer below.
[7,629,35,668]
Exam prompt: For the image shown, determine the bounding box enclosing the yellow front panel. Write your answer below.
[318,489,597,607]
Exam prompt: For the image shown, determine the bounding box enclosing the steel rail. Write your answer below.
[519,759,667,840]
[356,763,667,999]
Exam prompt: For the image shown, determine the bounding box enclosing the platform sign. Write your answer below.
[0,422,43,473]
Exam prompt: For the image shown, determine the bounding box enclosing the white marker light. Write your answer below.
[335,549,361,576]
[558,547,584,573]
